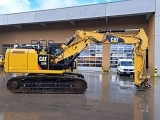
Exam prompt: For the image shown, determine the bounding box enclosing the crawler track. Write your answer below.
[6,73,87,94]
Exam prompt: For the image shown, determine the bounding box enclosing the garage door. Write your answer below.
[110,44,134,72]
[77,44,102,71]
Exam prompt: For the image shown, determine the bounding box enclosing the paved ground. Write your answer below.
[0,69,159,120]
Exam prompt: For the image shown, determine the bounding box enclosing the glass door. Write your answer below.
[110,44,134,72]
[77,44,102,71]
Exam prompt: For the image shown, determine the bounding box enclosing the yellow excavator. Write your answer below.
[4,28,150,93]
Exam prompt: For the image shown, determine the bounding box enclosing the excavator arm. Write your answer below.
[53,28,150,90]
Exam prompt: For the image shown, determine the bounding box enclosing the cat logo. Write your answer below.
[111,37,119,42]
[39,56,47,62]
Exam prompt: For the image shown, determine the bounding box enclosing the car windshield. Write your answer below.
[121,61,133,66]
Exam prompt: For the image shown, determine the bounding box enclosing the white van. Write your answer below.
[117,59,134,76]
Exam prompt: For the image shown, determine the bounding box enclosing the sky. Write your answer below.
[0,0,121,15]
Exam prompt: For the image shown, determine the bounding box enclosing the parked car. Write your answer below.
[117,59,134,76]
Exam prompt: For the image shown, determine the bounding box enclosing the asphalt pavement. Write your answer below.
[0,69,159,120]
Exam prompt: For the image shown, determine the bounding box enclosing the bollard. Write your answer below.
[154,67,157,77]
[101,65,104,72]
[108,65,110,73]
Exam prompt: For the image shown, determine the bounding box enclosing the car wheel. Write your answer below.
[117,71,121,76]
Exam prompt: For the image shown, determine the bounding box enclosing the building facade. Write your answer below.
[0,0,158,75]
